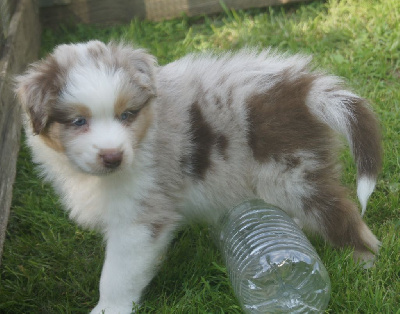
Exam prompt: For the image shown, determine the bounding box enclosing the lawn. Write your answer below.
[1,0,399,312]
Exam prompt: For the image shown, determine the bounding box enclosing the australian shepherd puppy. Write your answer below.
[15,41,382,313]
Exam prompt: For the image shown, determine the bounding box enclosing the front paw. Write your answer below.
[90,303,136,314]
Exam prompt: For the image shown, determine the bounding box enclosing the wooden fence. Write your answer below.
[40,0,307,26]
[0,0,41,264]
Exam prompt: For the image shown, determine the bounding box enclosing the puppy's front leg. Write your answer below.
[91,223,173,314]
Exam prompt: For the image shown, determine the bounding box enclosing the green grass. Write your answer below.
[1,0,399,312]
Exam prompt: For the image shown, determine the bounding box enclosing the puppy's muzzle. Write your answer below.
[99,149,123,169]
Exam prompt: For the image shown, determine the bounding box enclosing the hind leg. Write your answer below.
[254,157,380,266]
[301,183,380,266]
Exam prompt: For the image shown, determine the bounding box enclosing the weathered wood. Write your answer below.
[39,0,71,8]
[40,0,307,26]
[1,0,15,51]
[146,0,307,21]
[0,0,41,265]
[40,0,146,26]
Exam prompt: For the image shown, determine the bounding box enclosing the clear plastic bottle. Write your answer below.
[214,199,331,313]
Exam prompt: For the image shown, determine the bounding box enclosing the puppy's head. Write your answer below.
[15,40,156,175]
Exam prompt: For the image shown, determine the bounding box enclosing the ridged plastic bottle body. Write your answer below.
[215,199,331,313]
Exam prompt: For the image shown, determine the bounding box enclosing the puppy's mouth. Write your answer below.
[80,163,124,177]
[97,165,123,175]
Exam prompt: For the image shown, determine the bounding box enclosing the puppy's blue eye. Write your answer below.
[73,117,87,126]
[120,110,139,121]
[120,112,129,120]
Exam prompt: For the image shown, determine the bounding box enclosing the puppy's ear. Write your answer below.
[109,42,157,98]
[15,55,64,135]
[129,49,157,96]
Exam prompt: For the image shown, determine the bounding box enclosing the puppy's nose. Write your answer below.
[99,149,123,169]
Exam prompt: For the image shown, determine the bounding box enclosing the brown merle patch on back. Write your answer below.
[182,102,229,180]
[246,72,332,162]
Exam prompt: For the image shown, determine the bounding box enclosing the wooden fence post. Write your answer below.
[0,0,41,264]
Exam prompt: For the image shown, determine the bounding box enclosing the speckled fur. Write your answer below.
[15,41,382,313]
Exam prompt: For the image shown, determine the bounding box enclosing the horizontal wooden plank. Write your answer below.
[0,0,41,265]
[40,0,146,26]
[39,0,71,8]
[40,0,308,26]
[146,0,306,21]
